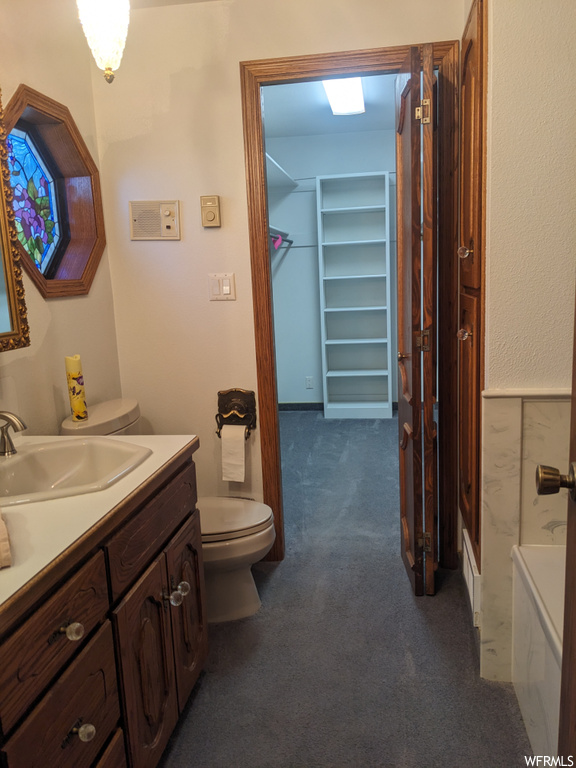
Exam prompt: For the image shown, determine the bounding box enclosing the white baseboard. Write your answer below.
[462,528,481,627]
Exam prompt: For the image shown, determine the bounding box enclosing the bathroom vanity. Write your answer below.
[0,435,207,768]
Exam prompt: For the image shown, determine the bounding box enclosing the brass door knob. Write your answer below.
[536,463,576,501]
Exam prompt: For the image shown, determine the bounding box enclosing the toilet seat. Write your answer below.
[198,497,274,542]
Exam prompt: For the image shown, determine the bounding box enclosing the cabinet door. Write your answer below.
[113,556,178,768]
[165,514,208,711]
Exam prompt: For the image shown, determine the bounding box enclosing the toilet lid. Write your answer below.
[198,496,274,542]
[61,398,140,435]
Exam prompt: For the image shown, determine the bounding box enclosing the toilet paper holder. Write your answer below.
[215,388,256,440]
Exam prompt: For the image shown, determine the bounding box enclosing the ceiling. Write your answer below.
[262,75,397,139]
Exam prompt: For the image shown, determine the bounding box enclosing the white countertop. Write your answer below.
[0,434,197,608]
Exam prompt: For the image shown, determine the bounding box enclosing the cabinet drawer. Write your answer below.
[0,550,109,735]
[1,621,120,768]
[107,462,196,600]
[94,729,127,768]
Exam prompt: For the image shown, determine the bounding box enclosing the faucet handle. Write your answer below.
[0,411,27,456]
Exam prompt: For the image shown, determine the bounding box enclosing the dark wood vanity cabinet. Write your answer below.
[0,441,207,768]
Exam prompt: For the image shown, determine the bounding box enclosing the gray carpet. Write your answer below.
[160,411,532,768]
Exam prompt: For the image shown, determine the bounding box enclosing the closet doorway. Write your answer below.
[262,76,398,417]
[240,42,459,583]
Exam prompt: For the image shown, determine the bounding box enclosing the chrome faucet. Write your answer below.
[0,411,27,456]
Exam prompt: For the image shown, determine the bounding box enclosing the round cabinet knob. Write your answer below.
[458,245,473,260]
[177,580,191,596]
[457,328,472,341]
[76,723,96,742]
[60,622,85,642]
[169,589,184,607]
[536,463,576,500]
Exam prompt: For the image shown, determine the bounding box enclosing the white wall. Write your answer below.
[267,130,396,405]
[0,0,122,436]
[484,0,576,389]
[92,0,464,499]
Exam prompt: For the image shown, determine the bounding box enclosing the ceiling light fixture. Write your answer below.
[322,78,365,115]
[76,0,130,84]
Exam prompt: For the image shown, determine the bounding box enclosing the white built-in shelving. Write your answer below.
[316,172,392,418]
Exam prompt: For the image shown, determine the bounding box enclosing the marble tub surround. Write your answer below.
[0,434,198,610]
[479,390,570,681]
[520,399,571,545]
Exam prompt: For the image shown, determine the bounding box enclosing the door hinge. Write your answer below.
[418,532,432,553]
[415,98,431,124]
[415,329,430,352]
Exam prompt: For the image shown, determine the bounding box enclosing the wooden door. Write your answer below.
[113,556,178,768]
[558,295,576,757]
[459,0,485,570]
[165,514,208,712]
[395,44,438,596]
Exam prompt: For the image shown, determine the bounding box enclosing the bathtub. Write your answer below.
[512,545,566,756]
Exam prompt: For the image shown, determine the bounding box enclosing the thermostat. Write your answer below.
[201,195,221,227]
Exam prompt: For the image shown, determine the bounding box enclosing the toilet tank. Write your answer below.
[61,398,141,436]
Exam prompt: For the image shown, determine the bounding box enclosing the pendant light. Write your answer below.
[76,0,130,84]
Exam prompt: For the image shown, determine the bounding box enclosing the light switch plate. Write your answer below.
[209,273,236,301]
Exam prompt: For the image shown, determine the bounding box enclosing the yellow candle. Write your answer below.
[65,354,88,421]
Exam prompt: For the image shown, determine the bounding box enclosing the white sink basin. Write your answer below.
[0,437,152,506]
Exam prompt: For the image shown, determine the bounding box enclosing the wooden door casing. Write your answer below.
[240,42,459,569]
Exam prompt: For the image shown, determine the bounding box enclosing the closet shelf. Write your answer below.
[324,305,388,312]
[321,205,386,214]
[325,338,388,345]
[317,172,392,419]
[323,273,386,281]
[321,239,387,247]
[265,154,297,190]
[326,369,389,377]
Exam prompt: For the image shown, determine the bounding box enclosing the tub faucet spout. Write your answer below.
[0,411,27,456]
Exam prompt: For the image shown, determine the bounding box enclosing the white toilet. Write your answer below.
[61,398,141,436]
[198,496,276,623]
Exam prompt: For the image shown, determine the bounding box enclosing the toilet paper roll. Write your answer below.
[65,354,88,422]
[221,425,246,482]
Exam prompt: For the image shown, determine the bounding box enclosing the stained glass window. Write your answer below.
[7,128,62,275]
